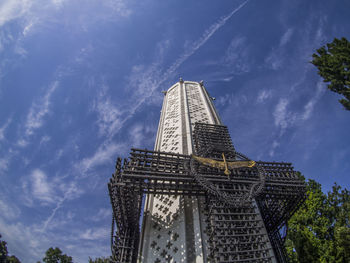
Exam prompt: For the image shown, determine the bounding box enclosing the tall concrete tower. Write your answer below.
[139,80,223,262]
[108,80,306,263]
[139,80,274,263]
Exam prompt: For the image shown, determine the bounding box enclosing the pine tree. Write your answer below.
[311,37,350,110]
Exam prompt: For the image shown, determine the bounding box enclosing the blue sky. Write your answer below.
[0,0,349,262]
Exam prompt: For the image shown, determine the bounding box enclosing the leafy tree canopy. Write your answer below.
[40,247,73,263]
[311,37,350,110]
[7,255,21,263]
[0,234,21,263]
[286,176,350,262]
[88,256,111,263]
[0,234,8,262]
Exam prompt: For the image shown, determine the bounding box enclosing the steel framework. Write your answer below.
[108,123,306,263]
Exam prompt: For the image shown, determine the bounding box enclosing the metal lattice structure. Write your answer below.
[108,123,306,263]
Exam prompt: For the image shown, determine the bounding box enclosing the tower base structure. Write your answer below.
[108,81,306,263]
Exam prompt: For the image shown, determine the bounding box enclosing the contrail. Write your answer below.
[41,183,77,232]
[42,198,65,232]
[41,0,250,233]
[114,0,250,137]
[159,0,250,84]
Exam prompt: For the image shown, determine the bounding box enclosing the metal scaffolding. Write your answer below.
[108,123,306,263]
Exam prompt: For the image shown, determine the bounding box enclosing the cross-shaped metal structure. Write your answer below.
[108,123,306,263]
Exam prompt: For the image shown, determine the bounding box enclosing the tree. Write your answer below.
[285,177,350,262]
[6,255,21,263]
[0,234,21,263]
[41,247,73,263]
[311,37,350,110]
[0,234,8,263]
[88,257,111,263]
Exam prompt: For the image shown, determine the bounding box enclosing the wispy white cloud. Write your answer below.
[271,80,325,143]
[0,199,20,220]
[42,210,75,231]
[158,0,250,84]
[0,217,44,261]
[216,93,232,107]
[51,0,66,8]
[216,93,248,109]
[0,116,12,141]
[93,85,122,138]
[225,36,246,61]
[36,0,250,242]
[107,0,250,139]
[0,0,131,31]
[268,13,326,72]
[30,169,56,204]
[91,208,111,222]
[0,0,32,27]
[273,99,289,129]
[57,180,82,201]
[103,0,131,17]
[223,35,253,74]
[297,15,327,60]
[78,142,125,174]
[0,0,132,71]
[129,123,147,148]
[0,201,109,262]
[49,3,253,250]
[301,81,325,120]
[0,209,109,262]
[0,28,13,54]
[21,168,81,211]
[14,44,27,57]
[39,135,51,145]
[265,27,294,70]
[2,172,75,257]
[0,147,18,175]
[54,148,64,161]
[80,227,109,240]
[0,1,34,56]
[279,28,294,47]
[16,138,28,147]
[0,157,9,174]
[16,81,58,147]
[273,81,325,135]
[273,98,297,134]
[0,1,135,259]
[41,180,82,232]
[265,53,282,70]
[41,198,64,232]
[269,140,280,157]
[25,82,58,137]
[22,19,35,36]
[257,89,272,103]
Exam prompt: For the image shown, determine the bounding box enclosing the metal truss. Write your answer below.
[108,123,306,263]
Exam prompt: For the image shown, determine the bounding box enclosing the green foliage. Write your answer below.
[286,178,350,262]
[7,255,21,263]
[0,234,8,262]
[0,234,21,263]
[42,247,73,263]
[88,256,111,263]
[311,37,350,110]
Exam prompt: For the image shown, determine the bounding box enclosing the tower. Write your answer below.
[108,80,306,263]
[140,80,222,263]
